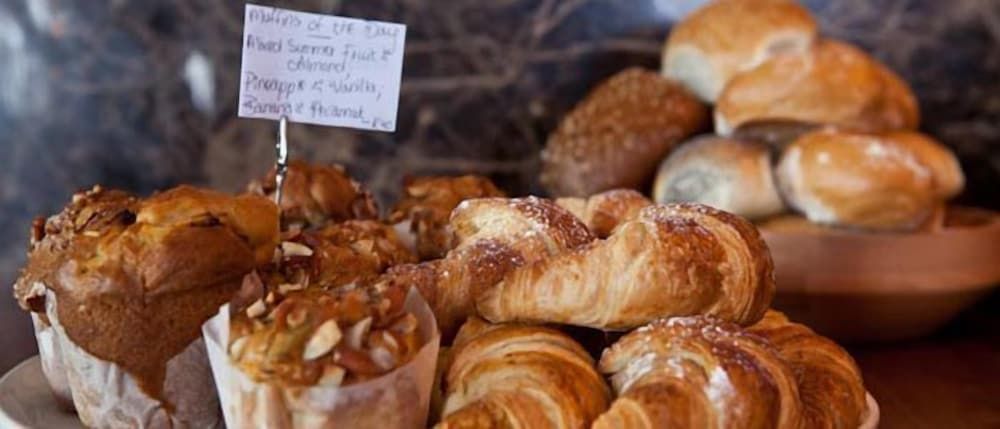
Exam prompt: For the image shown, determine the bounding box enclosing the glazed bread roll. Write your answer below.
[653,135,785,219]
[662,0,818,102]
[388,175,505,260]
[555,189,652,238]
[776,129,962,231]
[716,40,919,136]
[382,197,595,340]
[594,312,867,428]
[540,67,708,197]
[436,317,610,428]
[248,160,378,229]
[477,203,775,330]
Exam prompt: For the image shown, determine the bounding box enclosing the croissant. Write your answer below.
[436,317,611,429]
[746,311,867,429]
[477,203,774,329]
[382,196,595,340]
[555,189,652,238]
[594,316,804,428]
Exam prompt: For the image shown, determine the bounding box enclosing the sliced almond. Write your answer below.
[245,299,267,318]
[303,319,342,360]
[390,313,418,334]
[369,346,396,371]
[318,365,346,386]
[265,291,277,304]
[350,239,375,254]
[82,230,100,237]
[278,283,304,294]
[346,317,373,350]
[381,331,399,351]
[281,241,314,257]
[229,336,249,360]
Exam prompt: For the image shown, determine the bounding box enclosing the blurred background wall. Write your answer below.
[0,0,998,371]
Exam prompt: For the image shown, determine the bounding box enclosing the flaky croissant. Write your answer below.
[594,313,867,429]
[747,311,867,429]
[382,196,595,340]
[436,317,610,429]
[477,203,774,329]
[555,189,652,238]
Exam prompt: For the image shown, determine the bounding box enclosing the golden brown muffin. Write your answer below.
[248,160,379,229]
[228,276,421,386]
[14,185,280,400]
[387,175,506,260]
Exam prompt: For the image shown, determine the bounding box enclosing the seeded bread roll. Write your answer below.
[776,129,961,231]
[248,160,378,229]
[662,0,818,103]
[653,135,785,220]
[14,185,279,408]
[716,40,920,136]
[540,67,708,197]
[228,275,420,386]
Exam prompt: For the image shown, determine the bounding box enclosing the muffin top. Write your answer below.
[247,160,378,229]
[228,277,422,387]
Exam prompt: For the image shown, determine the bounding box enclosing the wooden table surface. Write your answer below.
[2,291,998,427]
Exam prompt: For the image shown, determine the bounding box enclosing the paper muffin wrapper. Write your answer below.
[203,287,441,429]
[45,291,224,428]
[30,312,74,412]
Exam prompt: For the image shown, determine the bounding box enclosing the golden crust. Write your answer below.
[388,175,505,260]
[775,128,958,231]
[747,310,867,429]
[717,40,920,135]
[556,189,652,238]
[477,203,774,329]
[595,316,803,428]
[436,317,610,429]
[663,0,818,102]
[15,185,279,400]
[248,160,378,228]
[541,68,708,197]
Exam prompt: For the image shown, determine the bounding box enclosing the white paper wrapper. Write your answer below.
[203,288,441,429]
[45,292,224,428]
[30,312,74,412]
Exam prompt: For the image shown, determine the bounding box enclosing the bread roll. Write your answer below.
[540,67,708,197]
[662,0,818,102]
[716,40,919,136]
[775,129,961,231]
[653,135,785,219]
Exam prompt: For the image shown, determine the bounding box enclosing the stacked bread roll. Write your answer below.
[651,0,963,231]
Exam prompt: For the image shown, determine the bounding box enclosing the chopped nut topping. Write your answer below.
[303,319,342,360]
[318,365,346,386]
[229,336,249,360]
[346,317,373,350]
[246,299,267,318]
[281,241,314,257]
[277,283,304,294]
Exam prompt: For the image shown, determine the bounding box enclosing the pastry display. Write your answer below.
[653,135,785,220]
[387,175,506,260]
[776,128,964,231]
[13,185,279,428]
[595,310,866,428]
[661,0,818,103]
[382,196,595,340]
[477,203,774,329]
[436,317,610,428]
[540,67,708,197]
[248,160,378,229]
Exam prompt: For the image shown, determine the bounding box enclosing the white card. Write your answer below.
[238,4,406,131]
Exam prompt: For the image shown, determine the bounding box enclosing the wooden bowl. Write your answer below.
[759,207,1000,342]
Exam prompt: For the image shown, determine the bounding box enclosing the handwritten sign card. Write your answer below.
[238,4,406,131]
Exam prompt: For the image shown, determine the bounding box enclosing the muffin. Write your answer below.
[247,160,378,229]
[13,185,279,428]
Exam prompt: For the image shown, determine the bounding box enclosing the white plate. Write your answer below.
[0,355,880,429]
[0,357,82,429]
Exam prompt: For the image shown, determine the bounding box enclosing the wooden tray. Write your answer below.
[759,207,1000,342]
